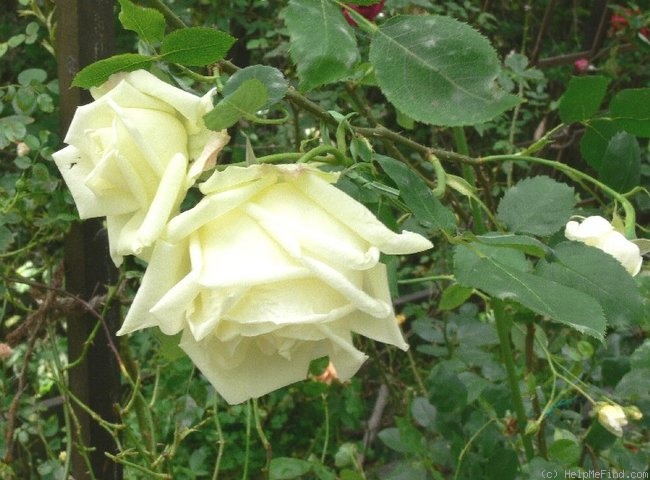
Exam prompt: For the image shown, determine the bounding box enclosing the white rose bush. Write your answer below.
[40,0,650,476]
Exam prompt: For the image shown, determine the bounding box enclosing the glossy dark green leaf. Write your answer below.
[537,242,645,328]
[160,27,235,66]
[71,53,153,88]
[558,75,609,124]
[375,155,456,231]
[496,176,575,236]
[370,15,520,126]
[203,79,268,130]
[118,0,166,44]
[284,0,359,90]
[599,131,641,192]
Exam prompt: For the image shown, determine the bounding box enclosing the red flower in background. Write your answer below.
[342,0,386,27]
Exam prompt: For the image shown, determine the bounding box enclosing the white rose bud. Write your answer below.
[117,163,432,404]
[564,216,642,276]
[596,403,628,437]
[52,70,229,266]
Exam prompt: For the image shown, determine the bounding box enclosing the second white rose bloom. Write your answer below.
[53,70,229,266]
[564,216,643,276]
[117,163,433,404]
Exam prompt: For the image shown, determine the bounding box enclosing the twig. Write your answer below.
[359,383,389,466]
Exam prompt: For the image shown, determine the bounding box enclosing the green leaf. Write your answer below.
[536,242,645,329]
[411,396,437,428]
[71,53,153,88]
[548,439,581,466]
[580,118,621,171]
[284,0,359,90]
[223,65,288,109]
[558,75,609,124]
[160,27,235,66]
[269,457,312,480]
[475,232,551,257]
[428,362,468,411]
[630,340,650,370]
[118,0,166,44]
[375,155,456,231]
[609,88,650,137]
[598,131,641,193]
[203,79,268,130]
[377,428,410,453]
[454,243,606,339]
[0,225,15,253]
[496,176,575,236]
[369,15,520,126]
[439,284,474,311]
[17,68,46,86]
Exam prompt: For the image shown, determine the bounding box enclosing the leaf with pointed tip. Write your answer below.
[370,15,520,126]
[72,53,153,88]
[118,0,166,44]
[160,27,235,66]
[454,243,606,340]
[284,0,359,90]
[599,131,641,193]
[496,176,575,236]
[203,79,268,131]
[609,88,650,137]
[223,65,288,109]
[558,75,609,124]
[536,242,645,328]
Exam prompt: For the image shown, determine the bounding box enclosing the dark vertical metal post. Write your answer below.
[56,3,123,479]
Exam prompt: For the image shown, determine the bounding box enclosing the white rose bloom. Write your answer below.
[564,216,642,276]
[597,404,628,437]
[52,70,229,266]
[118,163,433,404]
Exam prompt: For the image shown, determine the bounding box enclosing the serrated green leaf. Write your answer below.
[609,88,650,137]
[558,75,609,124]
[118,0,166,44]
[160,27,235,66]
[71,53,153,88]
[370,15,520,126]
[496,176,575,236]
[375,155,456,231]
[454,243,606,339]
[284,0,359,90]
[536,242,645,328]
[203,79,268,130]
[475,232,551,257]
[580,118,621,171]
[599,131,641,193]
[223,65,287,109]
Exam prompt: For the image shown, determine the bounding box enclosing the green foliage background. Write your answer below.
[0,1,649,479]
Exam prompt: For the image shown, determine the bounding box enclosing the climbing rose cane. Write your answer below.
[117,163,432,404]
[52,70,229,266]
[564,216,643,276]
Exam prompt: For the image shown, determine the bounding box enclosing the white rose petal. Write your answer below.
[53,69,229,266]
[597,404,628,437]
[564,216,643,276]
[118,163,432,404]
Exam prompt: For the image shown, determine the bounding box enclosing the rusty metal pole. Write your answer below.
[56,2,123,479]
